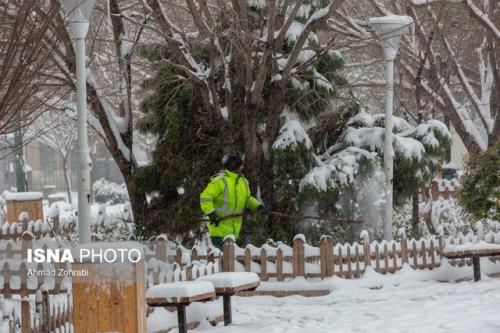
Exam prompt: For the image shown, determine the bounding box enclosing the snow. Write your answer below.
[296,4,311,19]
[146,281,215,299]
[247,0,266,9]
[293,234,306,242]
[306,5,331,26]
[394,135,425,160]
[285,22,304,43]
[313,70,333,91]
[219,106,228,120]
[343,126,425,160]
[296,49,316,64]
[272,119,313,150]
[120,40,134,58]
[147,262,500,333]
[360,230,369,240]
[2,191,42,202]
[444,241,500,253]
[196,272,259,289]
[300,147,377,191]
[368,15,413,26]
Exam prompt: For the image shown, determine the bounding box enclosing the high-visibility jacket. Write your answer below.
[200,169,262,238]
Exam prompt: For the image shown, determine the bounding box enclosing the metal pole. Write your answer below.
[75,35,91,244]
[383,59,394,241]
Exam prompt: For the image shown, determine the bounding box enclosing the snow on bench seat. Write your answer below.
[146,281,216,305]
[196,272,260,293]
[197,272,260,326]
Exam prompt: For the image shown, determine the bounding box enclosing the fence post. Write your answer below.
[260,248,267,281]
[276,248,284,281]
[320,236,333,278]
[362,231,371,270]
[293,235,305,277]
[156,239,167,263]
[176,247,183,267]
[42,290,50,332]
[21,232,32,259]
[21,299,31,333]
[399,228,408,265]
[320,237,327,278]
[223,236,235,272]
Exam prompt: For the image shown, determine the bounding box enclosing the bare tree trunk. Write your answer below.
[62,156,72,204]
[411,191,419,236]
[422,186,436,235]
[243,105,259,183]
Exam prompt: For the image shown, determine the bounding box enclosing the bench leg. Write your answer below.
[223,294,232,326]
[177,304,187,333]
[472,256,481,281]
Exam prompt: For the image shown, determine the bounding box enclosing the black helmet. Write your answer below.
[222,154,243,171]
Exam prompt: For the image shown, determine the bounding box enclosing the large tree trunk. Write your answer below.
[109,145,148,225]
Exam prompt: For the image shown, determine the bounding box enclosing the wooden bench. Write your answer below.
[443,245,500,282]
[197,272,260,326]
[146,281,216,333]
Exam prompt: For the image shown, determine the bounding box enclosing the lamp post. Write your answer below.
[60,0,96,244]
[369,15,413,241]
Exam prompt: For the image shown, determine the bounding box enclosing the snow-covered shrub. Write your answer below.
[92,178,129,205]
[394,197,498,238]
[294,111,450,242]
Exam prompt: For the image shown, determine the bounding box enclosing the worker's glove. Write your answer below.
[208,212,220,226]
[256,205,268,217]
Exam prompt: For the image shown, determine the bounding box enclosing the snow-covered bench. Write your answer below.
[146,281,216,333]
[443,242,500,281]
[197,272,260,325]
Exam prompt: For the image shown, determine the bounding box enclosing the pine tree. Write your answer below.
[135,1,348,243]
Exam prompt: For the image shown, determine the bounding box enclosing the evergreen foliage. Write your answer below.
[134,51,225,239]
[459,142,500,221]
[294,112,451,242]
[134,1,348,244]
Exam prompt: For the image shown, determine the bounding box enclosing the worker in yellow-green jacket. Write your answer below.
[200,154,266,250]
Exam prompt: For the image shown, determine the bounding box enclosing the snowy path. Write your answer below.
[201,278,500,333]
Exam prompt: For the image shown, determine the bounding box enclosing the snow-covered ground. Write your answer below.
[218,278,500,332]
[148,260,500,333]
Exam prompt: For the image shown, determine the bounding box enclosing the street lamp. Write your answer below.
[369,15,413,241]
[60,0,96,244]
